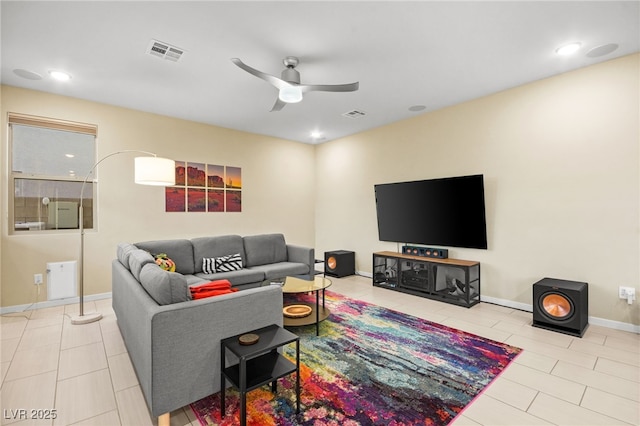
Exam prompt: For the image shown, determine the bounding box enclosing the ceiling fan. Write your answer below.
[231,56,359,112]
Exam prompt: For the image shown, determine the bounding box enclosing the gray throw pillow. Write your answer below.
[128,249,155,281]
[116,243,137,268]
[243,234,287,267]
[139,263,189,305]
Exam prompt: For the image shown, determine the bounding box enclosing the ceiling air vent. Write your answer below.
[342,109,366,119]
[146,39,184,62]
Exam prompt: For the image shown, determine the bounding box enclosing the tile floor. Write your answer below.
[1,274,638,425]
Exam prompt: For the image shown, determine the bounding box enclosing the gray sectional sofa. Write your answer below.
[111,233,314,425]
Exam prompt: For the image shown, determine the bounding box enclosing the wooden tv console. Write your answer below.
[372,251,480,308]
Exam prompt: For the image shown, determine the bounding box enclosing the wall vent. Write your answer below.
[146,39,185,62]
[342,109,367,119]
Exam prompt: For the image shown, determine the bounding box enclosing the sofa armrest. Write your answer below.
[287,244,315,274]
[112,260,156,407]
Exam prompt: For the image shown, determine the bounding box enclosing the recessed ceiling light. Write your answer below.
[65,153,75,158]
[49,70,72,81]
[556,42,581,56]
[310,131,322,139]
[408,105,426,112]
[13,69,43,80]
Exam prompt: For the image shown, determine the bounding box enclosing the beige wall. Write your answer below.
[1,86,316,307]
[315,54,639,326]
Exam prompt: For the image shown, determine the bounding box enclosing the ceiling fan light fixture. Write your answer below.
[279,86,303,103]
[231,57,358,111]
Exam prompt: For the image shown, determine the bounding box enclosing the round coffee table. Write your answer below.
[264,275,332,336]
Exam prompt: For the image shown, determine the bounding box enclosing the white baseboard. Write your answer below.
[482,295,640,334]
[0,292,112,315]
[481,295,532,312]
[588,317,640,334]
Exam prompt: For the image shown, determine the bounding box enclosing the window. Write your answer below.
[9,113,97,232]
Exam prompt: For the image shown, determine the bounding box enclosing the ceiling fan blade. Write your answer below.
[270,97,287,112]
[231,58,288,90]
[300,81,359,93]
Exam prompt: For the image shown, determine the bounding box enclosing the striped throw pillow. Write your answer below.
[202,257,217,274]
[215,253,243,272]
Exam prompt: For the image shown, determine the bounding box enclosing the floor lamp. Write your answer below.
[70,150,175,325]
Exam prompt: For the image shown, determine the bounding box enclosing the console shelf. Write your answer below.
[372,251,480,308]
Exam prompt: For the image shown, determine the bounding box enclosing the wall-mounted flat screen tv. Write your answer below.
[374,174,488,249]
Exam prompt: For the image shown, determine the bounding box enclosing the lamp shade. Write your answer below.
[134,156,175,186]
[279,86,303,103]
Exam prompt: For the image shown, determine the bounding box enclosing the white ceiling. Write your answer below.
[2,1,638,144]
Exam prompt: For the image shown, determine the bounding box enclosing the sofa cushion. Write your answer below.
[192,235,246,273]
[117,243,137,269]
[139,263,189,305]
[128,249,155,281]
[183,274,209,286]
[135,239,195,275]
[247,262,310,280]
[243,234,287,267]
[195,268,265,286]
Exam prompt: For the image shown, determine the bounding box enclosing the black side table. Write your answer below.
[220,324,300,426]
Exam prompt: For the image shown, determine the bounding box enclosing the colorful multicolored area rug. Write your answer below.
[191,290,522,425]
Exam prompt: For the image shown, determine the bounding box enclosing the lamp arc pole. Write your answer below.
[71,150,175,325]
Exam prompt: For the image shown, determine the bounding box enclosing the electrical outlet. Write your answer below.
[34,273,43,285]
[619,286,636,301]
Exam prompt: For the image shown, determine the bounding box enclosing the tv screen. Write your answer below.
[374,174,488,249]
